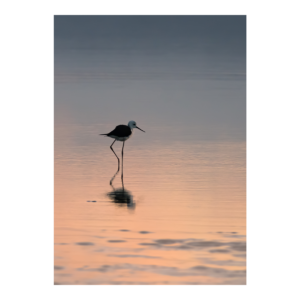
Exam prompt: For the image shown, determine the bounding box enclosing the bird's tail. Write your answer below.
[99,134,108,136]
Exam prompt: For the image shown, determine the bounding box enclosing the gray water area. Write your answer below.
[54,15,246,285]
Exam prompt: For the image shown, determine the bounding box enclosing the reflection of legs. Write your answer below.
[110,139,119,171]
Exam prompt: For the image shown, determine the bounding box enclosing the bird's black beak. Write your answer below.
[136,126,145,132]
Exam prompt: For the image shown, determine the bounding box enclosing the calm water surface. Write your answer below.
[54,16,246,285]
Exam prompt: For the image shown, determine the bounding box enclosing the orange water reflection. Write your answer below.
[55,125,246,285]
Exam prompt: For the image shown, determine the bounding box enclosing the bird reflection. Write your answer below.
[107,167,136,210]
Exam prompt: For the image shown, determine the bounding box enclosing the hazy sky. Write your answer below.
[55,15,246,55]
[55,16,245,37]
[54,16,246,141]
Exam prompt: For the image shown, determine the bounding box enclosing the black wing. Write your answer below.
[107,125,131,137]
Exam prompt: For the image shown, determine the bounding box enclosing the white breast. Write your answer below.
[110,133,132,142]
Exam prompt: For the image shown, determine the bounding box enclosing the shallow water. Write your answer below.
[54,16,246,285]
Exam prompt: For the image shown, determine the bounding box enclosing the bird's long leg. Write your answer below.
[121,141,125,187]
[110,139,120,172]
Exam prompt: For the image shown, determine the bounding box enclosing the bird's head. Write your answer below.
[128,120,145,132]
